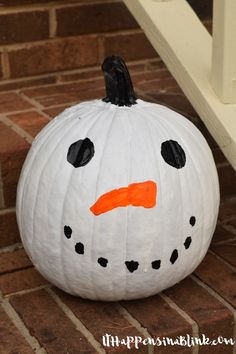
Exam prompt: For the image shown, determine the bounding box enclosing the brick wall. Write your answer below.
[0,0,212,90]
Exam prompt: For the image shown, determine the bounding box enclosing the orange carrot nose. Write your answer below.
[90,180,157,216]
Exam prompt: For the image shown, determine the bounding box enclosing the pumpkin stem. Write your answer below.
[102,56,137,106]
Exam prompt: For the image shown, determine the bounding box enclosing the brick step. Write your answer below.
[0,61,236,354]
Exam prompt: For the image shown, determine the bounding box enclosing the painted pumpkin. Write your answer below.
[16,56,219,301]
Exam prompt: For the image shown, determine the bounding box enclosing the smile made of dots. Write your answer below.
[63,216,196,273]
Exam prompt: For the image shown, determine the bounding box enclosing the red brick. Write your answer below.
[211,224,236,245]
[57,2,138,36]
[146,59,167,71]
[59,60,150,83]
[0,248,32,275]
[0,121,30,206]
[0,75,56,92]
[217,164,236,198]
[37,87,104,107]
[0,267,48,295]
[103,32,157,62]
[133,71,179,94]
[0,11,49,45]
[0,92,32,113]
[0,122,29,159]
[44,104,72,118]
[121,295,192,353]
[138,78,180,95]
[211,245,236,268]
[23,78,104,98]
[132,69,172,82]
[0,307,34,354]
[165,277,234,354]
[194,253,236,308]
[55,288,147,354]
[0,210,21,247]
[3,177,22,208]
[8,36,99,78]
[218,197,236,222]
[10,290,96,354]
[37,93,78,107]
[23,80,105,107]
[0,122,30,207]
[0,0,100,4]
[60,67,102,82]
[143,92,198,119]
[0,54,3,79]
[163,86,185,94]
[8,111,50,137]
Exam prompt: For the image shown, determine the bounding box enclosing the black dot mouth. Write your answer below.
[170,249,178,264]
[64,225,72,239]
[64,215,196,273]
[190,216,196,226]
[98,257,108,267]
[184,236,192,249]
[125,260,139,273]
[152,260,161,269]
[75,242,84,254]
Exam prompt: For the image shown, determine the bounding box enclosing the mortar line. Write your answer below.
[40,101,77,110]
[191,275,236,354]
[208,249,236,272]
[220,216,236,223]
[1,265,33,277]
[211,236,236,246]
[19,91,45,110]
[160,293,199,354]
[17,90,52,121]
[0,242,23,254]
[0,29,141,51]
[1,298,47,354]
[4,106,51,121]
[4,284,51,298]
[0,206,15,214]
[18,92,53,121]
[0,115,34,144]
[46,287,105,354]
[116,304,154,354]
[221,223,236,236]
[49,7,57,38]
[0,0,121,14]
[0,108,36,115]
[0,57,162,94]
[18,93,75,119]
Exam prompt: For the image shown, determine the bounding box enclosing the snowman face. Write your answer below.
[64,135,196,273]
[17,99,219,301]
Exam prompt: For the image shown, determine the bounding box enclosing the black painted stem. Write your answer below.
[102,56,137,106]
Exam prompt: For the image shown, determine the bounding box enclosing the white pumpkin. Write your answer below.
[16,56,219,301]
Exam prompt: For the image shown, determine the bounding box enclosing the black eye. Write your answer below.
[67,138,94,168]
[161,140,186,169]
